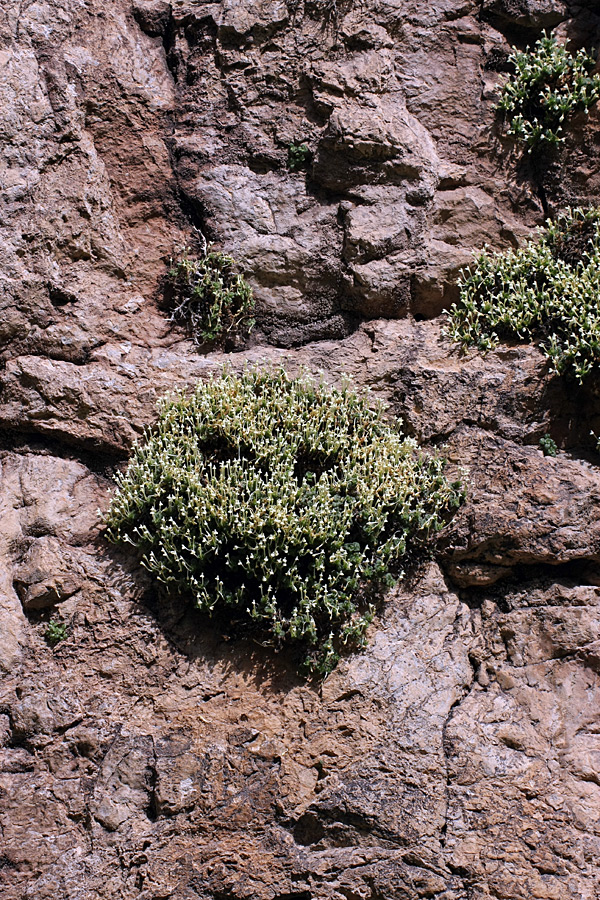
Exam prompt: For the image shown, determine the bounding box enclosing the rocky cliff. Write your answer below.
[1,1,600,897]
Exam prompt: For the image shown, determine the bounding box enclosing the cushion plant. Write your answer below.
[105,369,463,674]
[448,207,600,383]
[497,32,600,152]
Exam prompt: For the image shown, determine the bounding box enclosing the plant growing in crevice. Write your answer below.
[288,0,345,26]
[105,369,464,676]
[45,619,68,647]
[539,434,558,457]
[496,32,600,153]
[164,244,255,347]
[447,207,600,383]
[287,142,313,172]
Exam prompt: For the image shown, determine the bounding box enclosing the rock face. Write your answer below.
[1,0,600,898]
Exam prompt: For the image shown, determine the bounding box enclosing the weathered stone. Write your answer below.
[312,95,439,193]
[1,0,600,896]
[0,451,111,670]
[89,733,156,832]
[443,577,600,898]
[132,0,171,37]
[4,318,596,456]
[481,0,568,32]
[440,429,600,585]
[14,536,82,609]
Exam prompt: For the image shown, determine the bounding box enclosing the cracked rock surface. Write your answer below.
[1,0,600,897]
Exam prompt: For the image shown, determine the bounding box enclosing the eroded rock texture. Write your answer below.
[1,0,600,897]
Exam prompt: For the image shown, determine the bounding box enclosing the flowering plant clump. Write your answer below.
[497,32,600,152]
[105,369,464,675]
[447,208,600,383]
[165,245,255,346]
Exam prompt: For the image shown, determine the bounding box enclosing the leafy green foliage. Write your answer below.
[45,620,67,647]
[447,207,600,383]
[165,246,255,346]
[287,142,312,172]
[539,434,558,457]
[105,369,464,675]
[497,32,600,152]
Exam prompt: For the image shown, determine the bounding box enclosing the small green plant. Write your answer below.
[45,620,67,647]
[105,369,463,675]
[497,32,600,152]
[447,207,600,383]
[165,245,255,346]
[289,0,341,25]
[539,434,558,457]
[287,142,312,172]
